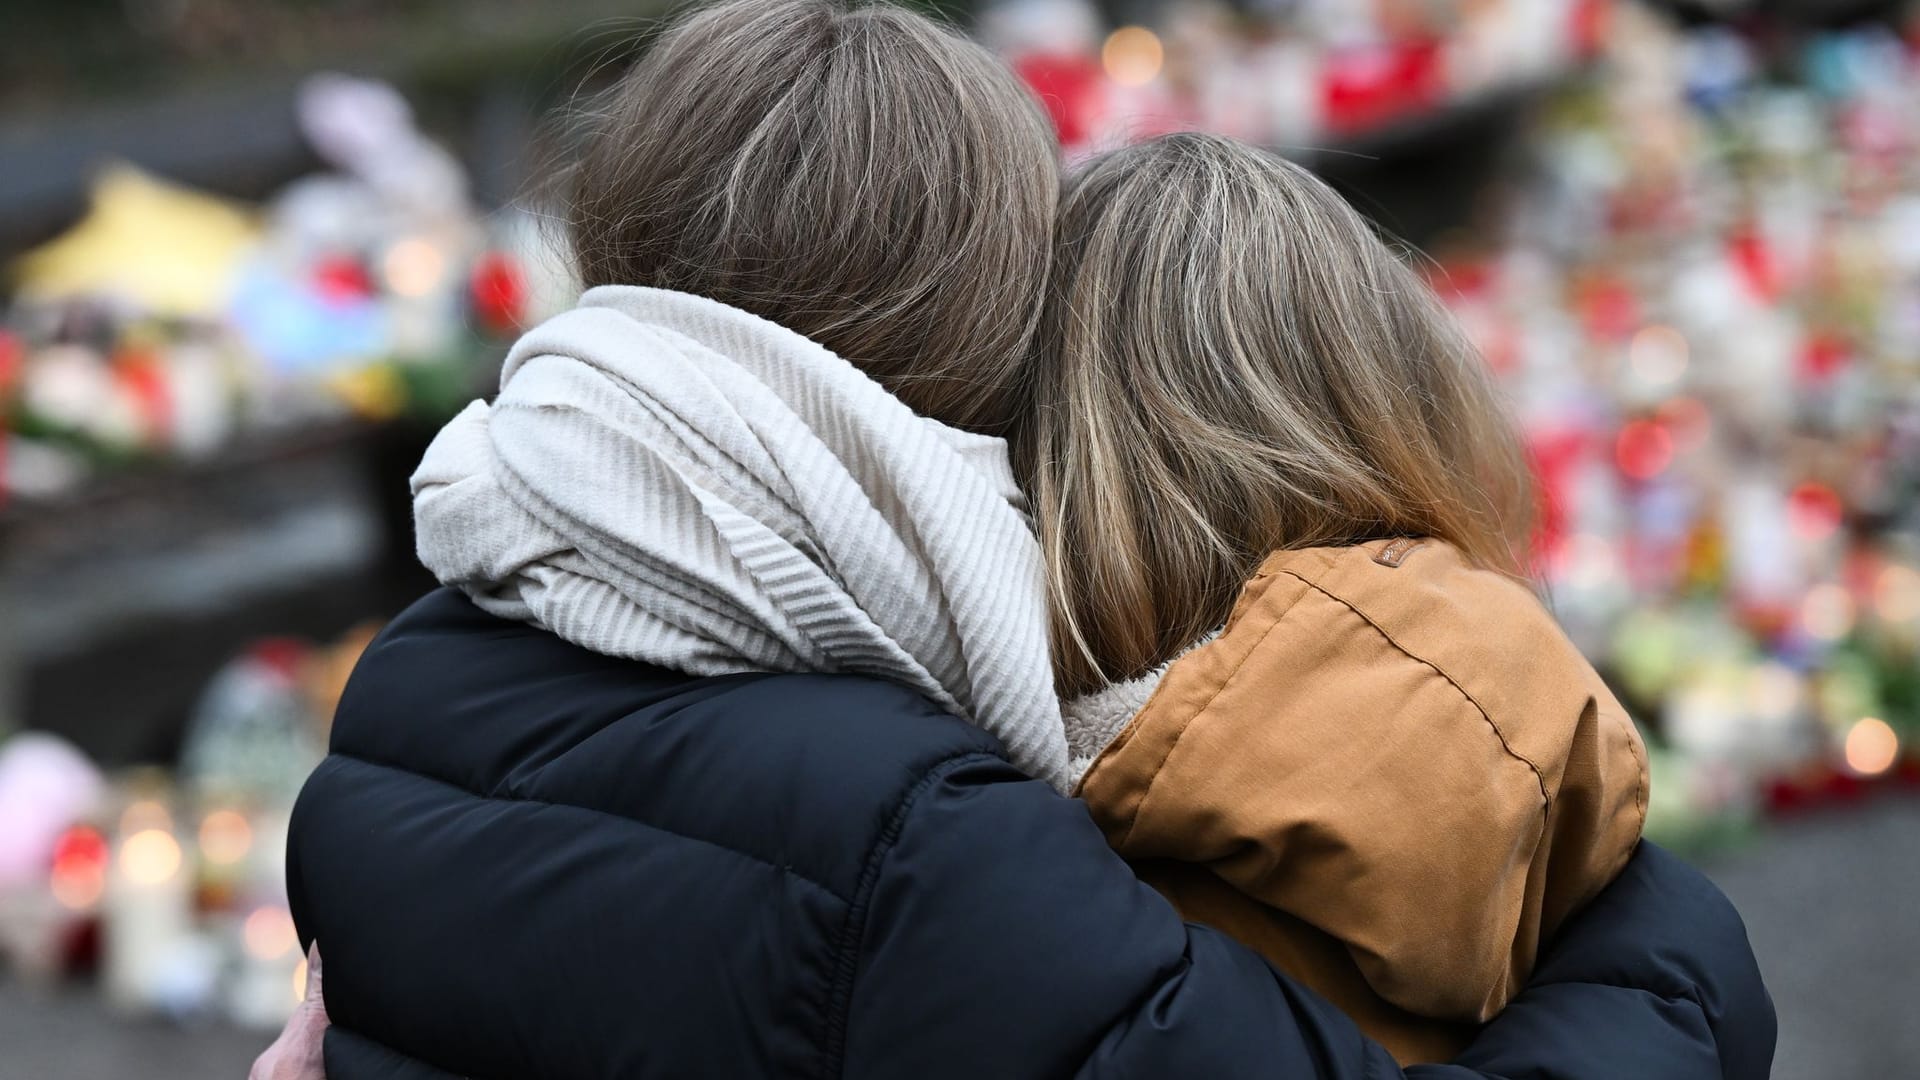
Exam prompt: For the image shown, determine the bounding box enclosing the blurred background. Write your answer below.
[0,0,1916,1076]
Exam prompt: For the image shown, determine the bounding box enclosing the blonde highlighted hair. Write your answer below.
[1019,133,1535,697]
[566,0,1058,435]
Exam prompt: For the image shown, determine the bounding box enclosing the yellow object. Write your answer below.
[326,362,408,420]
[12,165,260,318]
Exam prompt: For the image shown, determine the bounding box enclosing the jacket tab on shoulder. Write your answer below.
[1371,538,1426,568]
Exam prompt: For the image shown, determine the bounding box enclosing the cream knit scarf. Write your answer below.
[412,287,1073,790]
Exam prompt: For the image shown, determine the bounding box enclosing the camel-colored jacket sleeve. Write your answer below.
[1077,540,1648,1033]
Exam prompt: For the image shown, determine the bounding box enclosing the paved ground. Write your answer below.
[0,981,267,1079]
[1696,796,1920,1079]
[1,796,1915,1079]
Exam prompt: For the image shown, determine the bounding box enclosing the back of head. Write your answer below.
[567,0,1057,434]
[1021,132,1534,696]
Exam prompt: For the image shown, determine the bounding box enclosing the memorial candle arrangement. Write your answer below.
[991,0,1920,848]
[982,0,1608,158]
[0,626,375,1027]
[0,75,569,507]
[1432,9,1920,845]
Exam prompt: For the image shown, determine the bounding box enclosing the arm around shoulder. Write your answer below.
[839,751,1408,1080]
[840,755,1771,1080]
[1435,842,1775,1080]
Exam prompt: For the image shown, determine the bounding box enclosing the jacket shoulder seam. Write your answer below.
[1605,703,1651,867]
[819,750,1004,1079]
[1274,569,1554,812]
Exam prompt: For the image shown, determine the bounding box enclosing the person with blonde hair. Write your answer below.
[261,5,1771,1078]
[1027,131,1694,1066]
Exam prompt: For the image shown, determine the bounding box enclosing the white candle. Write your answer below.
[103,807,193,1011]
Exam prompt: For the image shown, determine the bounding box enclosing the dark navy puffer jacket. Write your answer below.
[288,589,1774,1079]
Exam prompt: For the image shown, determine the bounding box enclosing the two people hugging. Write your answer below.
[257,2,1774,1078]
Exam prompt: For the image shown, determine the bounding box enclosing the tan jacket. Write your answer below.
[1075,539,1649,1065]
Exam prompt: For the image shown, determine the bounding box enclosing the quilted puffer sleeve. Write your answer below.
[842,752,1772,1080]
[1433,843,1776,1080]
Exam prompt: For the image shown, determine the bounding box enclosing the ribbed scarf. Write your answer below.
[412,286,1071,789]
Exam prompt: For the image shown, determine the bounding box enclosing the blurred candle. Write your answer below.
[1103,27,1164,88]
[198,809,253,868]
[1874,564,1920,623]
[1800,583,1856,642]
[1629,325,1689,386]
[230,903,302,1029]
[104,817,193,1010]
[1844,717,1898,776]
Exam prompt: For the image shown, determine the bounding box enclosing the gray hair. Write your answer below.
[565,0,1059,435]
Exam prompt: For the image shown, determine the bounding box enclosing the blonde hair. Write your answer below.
[566,0,1058,434]
[1019,133,1535,696]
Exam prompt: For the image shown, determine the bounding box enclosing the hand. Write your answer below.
[250,944,328,1080]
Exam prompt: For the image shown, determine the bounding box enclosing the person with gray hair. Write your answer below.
[258,3,1771,1078]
